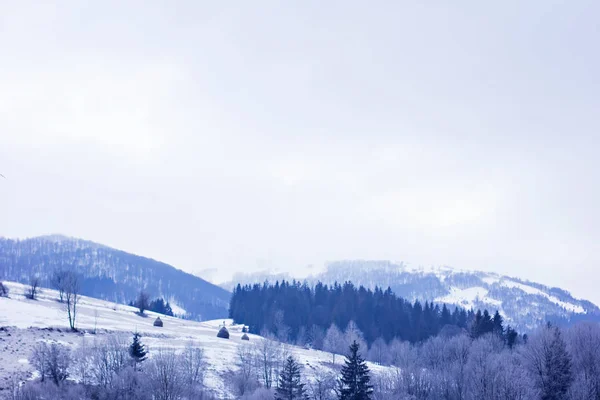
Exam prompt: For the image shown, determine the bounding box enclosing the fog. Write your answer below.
[1,2,599,302]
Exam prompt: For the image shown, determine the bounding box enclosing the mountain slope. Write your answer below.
[0,281,386,398]
[0,235,230,320]
[222,260,600,331]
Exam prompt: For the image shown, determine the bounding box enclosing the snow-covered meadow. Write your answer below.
[0,281,385,398]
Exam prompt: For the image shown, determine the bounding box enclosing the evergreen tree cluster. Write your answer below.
[129,297,174,316]
[230,281,513,345]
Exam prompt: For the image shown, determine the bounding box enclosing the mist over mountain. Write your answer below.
[0,235,230,320]
[221,260,600,331]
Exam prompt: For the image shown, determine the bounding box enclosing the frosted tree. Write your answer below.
[367,337,389,366]
[522,324,573,400]
[323,323,344,364]
[344,321,367,356]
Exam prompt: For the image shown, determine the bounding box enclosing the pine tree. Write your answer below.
[492,310,504,337]
[129,332,147,365]
[506,325,518,349]
[338,341,373,400]
[542,326,573,400]
[275,356,307,400]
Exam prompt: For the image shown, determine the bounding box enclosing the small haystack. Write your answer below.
[241,333,250,341]
[153,317,163,327]
[217,326,230,339]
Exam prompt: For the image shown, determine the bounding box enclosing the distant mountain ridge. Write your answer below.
[221,260,600,331]
[0,235,230,320]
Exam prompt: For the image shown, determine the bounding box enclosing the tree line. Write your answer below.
[12,321,600,400]
[10,332,211,400]
[229,280,519,346]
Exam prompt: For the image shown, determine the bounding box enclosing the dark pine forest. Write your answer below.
[229,281,516,346]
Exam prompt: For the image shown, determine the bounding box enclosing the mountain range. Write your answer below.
[3,235,597,331]
[221,260,600,331]
[0,235,230,320]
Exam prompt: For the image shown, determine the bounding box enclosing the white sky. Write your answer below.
[1,1,599,303]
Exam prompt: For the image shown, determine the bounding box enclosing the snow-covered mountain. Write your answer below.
[0,235,230,320]
[222,260,600,331]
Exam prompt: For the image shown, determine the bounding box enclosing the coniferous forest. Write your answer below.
[229,281,515,346]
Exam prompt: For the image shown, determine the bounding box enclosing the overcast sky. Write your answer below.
[1,1,599,302]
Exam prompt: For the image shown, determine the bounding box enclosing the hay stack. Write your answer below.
[217,326,230,339]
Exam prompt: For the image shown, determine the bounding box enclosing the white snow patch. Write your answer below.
[500,279,585,313]
[168,301,186,317]
[436,286,502,310]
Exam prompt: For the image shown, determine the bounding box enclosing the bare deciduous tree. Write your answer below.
[181,343,206,393]
[323,324,344,364]
[305,366,336,400]
[367,337,389,366]
[27,274,41,300]
[147,348,185,400]
[230,343,260,396]
[63,271,80,330]
[253,334,280,389]
[29,342,71,385]
[51,270,69,303]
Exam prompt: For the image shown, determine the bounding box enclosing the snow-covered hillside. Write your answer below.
[221,260,600,331]
[0,281,385,398]
[0,235,230,321]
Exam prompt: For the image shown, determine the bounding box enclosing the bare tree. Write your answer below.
[63,272,80,331]
[29,342,71,385]
[72,337,94,386]
[90,334,130,387]
[147,348,185,400]
[93,309,99,334]
[253,335,280,389]
[51,270,68,303]
[323,323,344,364]
[387,338,416,368]
[343,320,367,356]
[136,290,150,315]
[566,322,600,399]
[305,366,336,400]
[368,337,389,366]
[27,274,41,300]
[273,309,291,343]
[30,342,50,382]
[181,343,206,394]
[230,343,259,396]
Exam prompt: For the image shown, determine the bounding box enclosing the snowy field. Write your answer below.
[0,281,386,398]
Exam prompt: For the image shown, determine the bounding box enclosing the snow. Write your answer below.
[481,275,501,285]
[500,279,585,313]
[435,286,502,310]
[0,281,387,397]
[168,300,186,317]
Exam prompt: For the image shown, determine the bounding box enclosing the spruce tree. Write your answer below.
[542,326,573,400]
[506,325,518,349]
[275,356,307,400]
[129,332,147,365]
[338,341,373,400]
[492,310,504,337]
